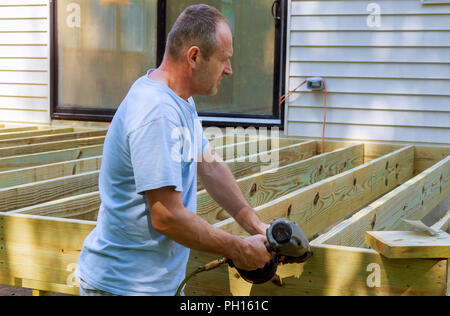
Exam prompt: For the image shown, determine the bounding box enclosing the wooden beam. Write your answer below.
[185,243,446,296]
[216,146,414,239]
[0,126,38,134]
[0,171,99,212]
[224,141,317,181]
[365,231,450,259]
[414,145,450,176]
[10,192,101,221]
[0,136,106,158]
[0,128,74,140]
[0,156,102,189]
[0,129,107,148]
[198,144,364,224]
[314,156,450,248]
[0,213,446,296]
[0,145,103,171]
[0,213,95,295]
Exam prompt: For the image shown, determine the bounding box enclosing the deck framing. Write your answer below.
[0,124,448,296]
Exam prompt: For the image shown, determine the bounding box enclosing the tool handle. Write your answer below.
[203,258,228,271]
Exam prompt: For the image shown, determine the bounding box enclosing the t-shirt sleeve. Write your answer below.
[128,118,183,195]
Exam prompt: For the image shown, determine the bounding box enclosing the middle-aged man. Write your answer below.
[77,4,272,296]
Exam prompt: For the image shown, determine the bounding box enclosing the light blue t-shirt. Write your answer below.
[77,71,209,296]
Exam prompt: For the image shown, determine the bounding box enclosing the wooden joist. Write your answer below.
[313,156,450,248]
[0,136,106,158]
[198,144,364,224]
[0,144,104,172]
[0,128,74,140]
[0,126,38,134]
[217,146,414,239]
[365,231,450,259]
[0,129,107,148]
[0,156,102,189]
[0,171,99,212]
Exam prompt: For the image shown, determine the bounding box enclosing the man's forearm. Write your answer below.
[198,160,267,236]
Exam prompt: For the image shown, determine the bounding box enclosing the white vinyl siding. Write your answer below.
[285,0,450,144]
[0,0,50,124]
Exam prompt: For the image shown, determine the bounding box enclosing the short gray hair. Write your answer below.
[166,4,229,61]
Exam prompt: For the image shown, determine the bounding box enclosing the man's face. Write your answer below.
[194,22,233,96]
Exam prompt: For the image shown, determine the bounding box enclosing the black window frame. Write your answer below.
[50,0,287,128]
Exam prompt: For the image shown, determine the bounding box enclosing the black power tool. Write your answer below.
[175,218,313,295]
[228,218,313,284]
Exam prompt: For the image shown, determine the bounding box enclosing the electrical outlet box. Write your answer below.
[307,78,324,91]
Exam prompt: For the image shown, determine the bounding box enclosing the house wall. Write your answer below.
[285,0,450,144]
[0,0,50,124]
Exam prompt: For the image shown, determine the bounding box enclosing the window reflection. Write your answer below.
[58,0,157,109]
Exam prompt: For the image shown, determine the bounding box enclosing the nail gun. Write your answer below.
[175,218,313,295]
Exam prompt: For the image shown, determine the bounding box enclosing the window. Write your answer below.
[51,0,287,126]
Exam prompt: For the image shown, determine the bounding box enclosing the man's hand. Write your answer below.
[230,235,272,271]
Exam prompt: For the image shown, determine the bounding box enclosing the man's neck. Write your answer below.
[148,61,193,101]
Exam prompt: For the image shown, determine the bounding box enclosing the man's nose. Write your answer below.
[224,61,232,76]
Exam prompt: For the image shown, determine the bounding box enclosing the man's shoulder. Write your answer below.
[120,79,184,131]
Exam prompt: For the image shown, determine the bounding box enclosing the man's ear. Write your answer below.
[186,46,201,69]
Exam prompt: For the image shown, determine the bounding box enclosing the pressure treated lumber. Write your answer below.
[0,213,94,295]
[15,144,362,221]
[365,231,450,259]
[0,128,74,140]
[0,156,102,189]
[414,145,450,175]
[197,144,364,224]
[9,140,315,219]
[10,191,101,221]
[224,141,316,180]
[0,129,107,148]
[314,156,450,248]
[0,126,38,134]
[0,136,106,158]
[197,141,317,190]
[0,213,446,296]
[0,171,99,212]
[186,244,446,296]
[216,146,414,239]
[0,144,104,171]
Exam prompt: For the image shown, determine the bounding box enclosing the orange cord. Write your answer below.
[279,79,328,154]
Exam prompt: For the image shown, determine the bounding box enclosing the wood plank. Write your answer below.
[0,126,38,133]
[197,144,364,224]
[0,214,445,296]
[0,144,103,171]
[315,156,450,248]
[414,145,450,175]
[0,128,73,140]
[0,129,107,148]
[216,146,414,239]
[365,231,450,259]
[0,171,99,212]
[10,192,101,221]
[0,213,95,294]
[186,244,446,296]
[224,141,317,181]
[0,136,106,157]
[0,156,102,189]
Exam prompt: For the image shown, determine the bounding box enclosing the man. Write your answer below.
[77,4,271,296]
